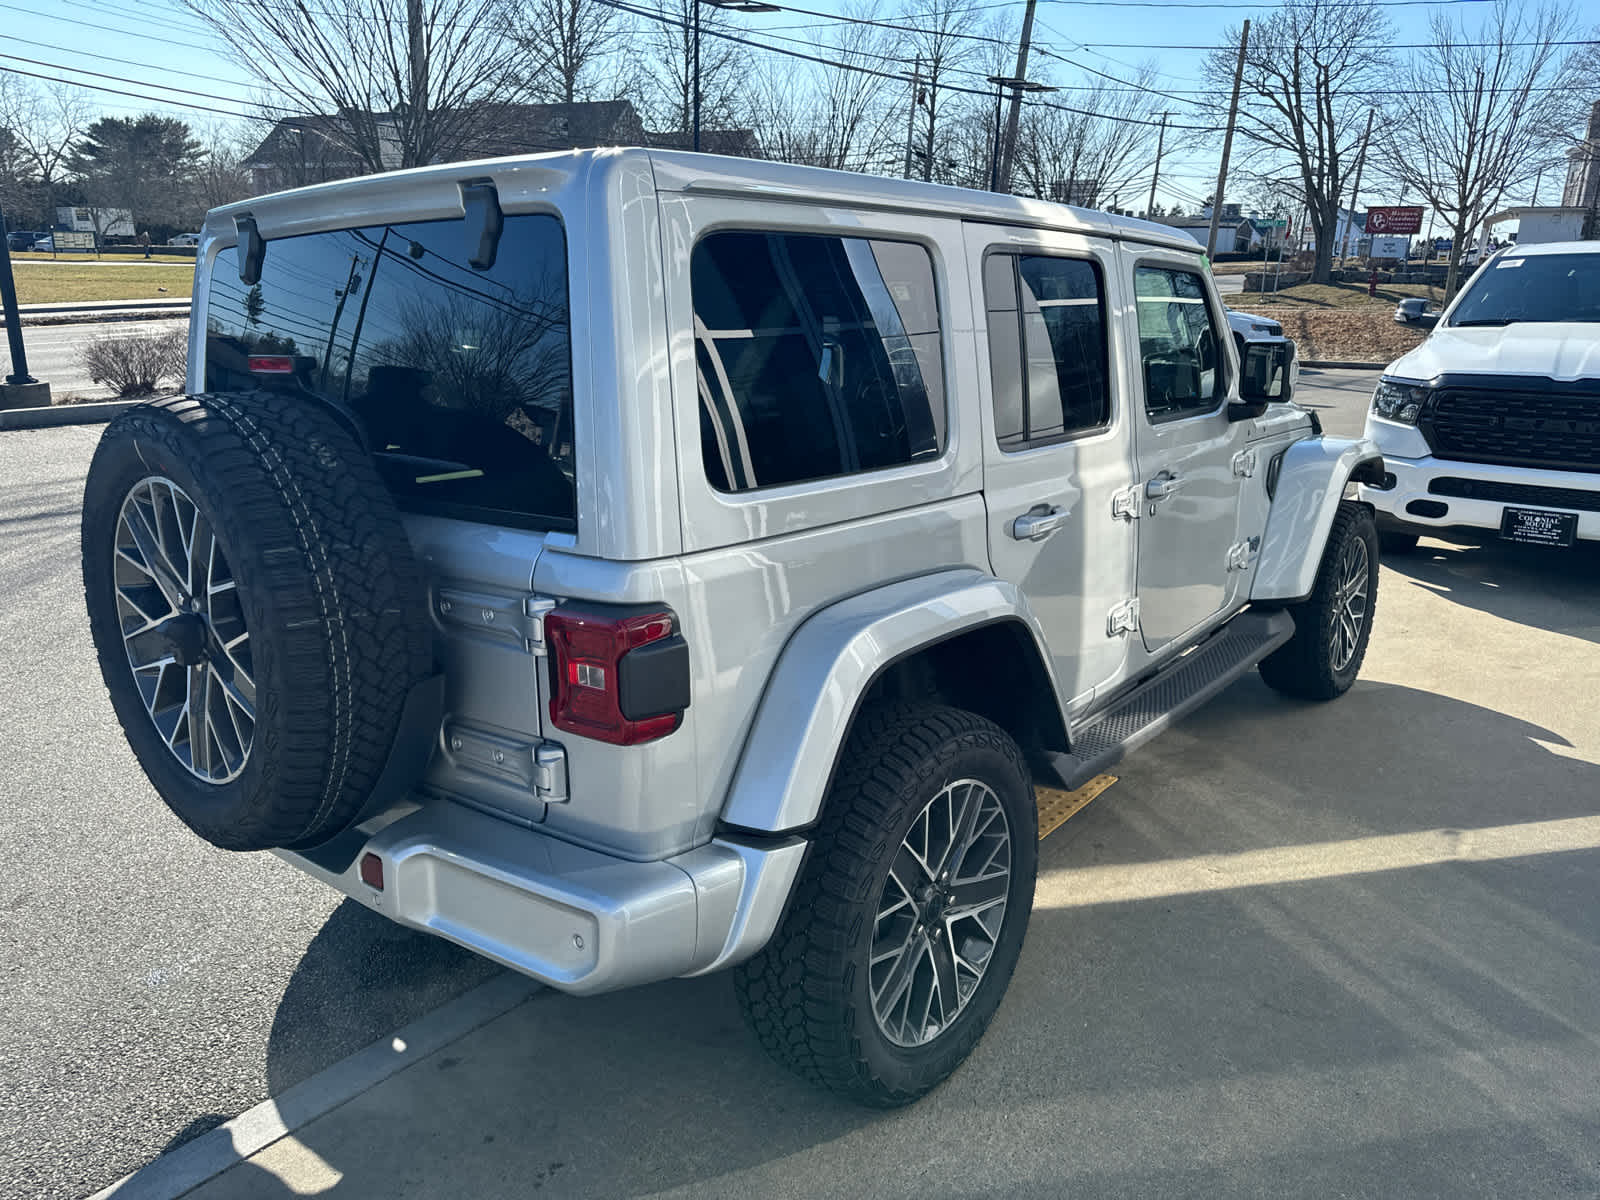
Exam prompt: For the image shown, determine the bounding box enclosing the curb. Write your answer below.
[90,972,541,1200]
[0,400,139,429]
[1300,360,1386,370]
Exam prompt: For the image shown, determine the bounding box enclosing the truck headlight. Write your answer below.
[1371,378,1429,424]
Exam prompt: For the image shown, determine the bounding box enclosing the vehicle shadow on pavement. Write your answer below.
[197,681,1599,1199]
[1381,537,1600,644]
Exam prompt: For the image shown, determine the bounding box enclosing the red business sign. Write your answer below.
[1366,206,1424,235]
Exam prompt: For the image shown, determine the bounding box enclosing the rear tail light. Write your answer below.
[545,607,690,745]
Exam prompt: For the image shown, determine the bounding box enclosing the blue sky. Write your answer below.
[3,0,1564,213]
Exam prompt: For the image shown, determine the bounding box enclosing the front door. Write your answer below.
[967,225,1138,716]
[1123,252,1249,654]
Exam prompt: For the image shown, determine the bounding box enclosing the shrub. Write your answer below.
[81,329,187,397]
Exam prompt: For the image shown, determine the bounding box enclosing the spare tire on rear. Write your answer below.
[81,391,434,851]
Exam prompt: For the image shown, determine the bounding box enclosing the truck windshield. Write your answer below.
[1449,253,1600,326]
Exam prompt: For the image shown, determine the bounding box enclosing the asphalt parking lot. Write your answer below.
[2,370,1596,1198]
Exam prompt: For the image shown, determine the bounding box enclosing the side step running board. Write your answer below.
[1048,609,1295,791]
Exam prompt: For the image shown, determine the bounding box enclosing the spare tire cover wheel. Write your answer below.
[81,392,434,851]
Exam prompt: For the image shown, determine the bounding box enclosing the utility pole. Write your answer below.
[692,0,702,152]
[988,71,1056,194]
[904,58,921,179]
[406,0,427,166]
[1146,112,1170,220]
[1339,107,1375,265]
[1207,18,1249,257]
[996,0,1038,194]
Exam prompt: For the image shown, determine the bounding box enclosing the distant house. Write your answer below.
[242,102,758,196]
[54,205,134,237]
[1158,214,1256,253]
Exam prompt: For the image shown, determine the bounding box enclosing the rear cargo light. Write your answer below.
[545,607,689,745]
[247,355,296,374]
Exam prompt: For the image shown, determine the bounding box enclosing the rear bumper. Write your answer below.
[276,802,806,996]
[1358,455,1600,542]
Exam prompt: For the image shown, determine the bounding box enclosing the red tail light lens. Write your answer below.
[247,355,296,374]
[546,608,687,745]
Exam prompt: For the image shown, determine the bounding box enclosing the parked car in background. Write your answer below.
[1360,239,1600,553]
[31,235,54,252]
[6,230,41,251]
[1394,297,1441,328]
[167,233,200,246]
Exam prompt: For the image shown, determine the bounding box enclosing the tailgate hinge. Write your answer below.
[533,742,569,804]
[1232,449,1259,478]
[1106,597,1141,637]
[522,596,557,656]
[1111,485,1142,521]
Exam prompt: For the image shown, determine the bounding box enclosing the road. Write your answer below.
[15,320,186,402]
[4,370,1596,1199]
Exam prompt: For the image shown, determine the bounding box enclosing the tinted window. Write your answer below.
[205,214,574,531]
[692,231,944,493]
[1449,252,1600,325]
[984,253,1111,449]
[1135,266,1224,422]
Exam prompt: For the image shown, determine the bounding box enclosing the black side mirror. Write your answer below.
[1233,339,1293,420]
[1417,314,1439,331]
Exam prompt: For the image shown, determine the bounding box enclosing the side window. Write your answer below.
[982,253,1111,450]
[691,231,945,493]
[1134,265,1225,422]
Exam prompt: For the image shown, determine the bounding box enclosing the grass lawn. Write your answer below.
[12,261,194,304]
[1234,281,1445,310]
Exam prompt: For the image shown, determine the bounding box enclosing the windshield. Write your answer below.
[1448,253,1600,326]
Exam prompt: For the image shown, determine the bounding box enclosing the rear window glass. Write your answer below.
[691,230,945,493]
[204,214,574,531]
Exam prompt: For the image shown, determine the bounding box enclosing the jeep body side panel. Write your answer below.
[534,497,991,858]
[1251,436,1384,602]
[719,568,1066,834]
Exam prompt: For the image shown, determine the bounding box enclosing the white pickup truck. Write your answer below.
[1360,240,1600,552]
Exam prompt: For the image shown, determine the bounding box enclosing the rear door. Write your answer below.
[966,224,1138,716]
[1119,251,1252,655]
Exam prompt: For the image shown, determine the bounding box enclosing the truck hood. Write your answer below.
[1386,323,1600,383]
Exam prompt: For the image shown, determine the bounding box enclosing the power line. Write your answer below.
[0,2,221,54]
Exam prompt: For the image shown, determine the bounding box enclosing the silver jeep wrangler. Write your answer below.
[81,150,1384,1106]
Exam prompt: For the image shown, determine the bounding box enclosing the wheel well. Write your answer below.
[855,621,1069,760]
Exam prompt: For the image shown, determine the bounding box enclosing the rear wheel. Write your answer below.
[1259,502,1379,701]
[734,705,1037,1107]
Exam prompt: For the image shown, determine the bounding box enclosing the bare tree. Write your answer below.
[183,0,528,172]
[1207,0,1392,284]
[642,0,748,137]
[902,0,984,182]
[1381,1,1584,296]
[0,78,91,224]
[747,4,903,172]
[508,0,625,103]
[1011,68,1166,210]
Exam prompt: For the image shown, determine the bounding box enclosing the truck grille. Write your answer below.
[1428,477,1600,513]
[1422,386,1600,472]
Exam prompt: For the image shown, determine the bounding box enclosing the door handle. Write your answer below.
[1010,505,1066,541]
[1145,472,1184,501]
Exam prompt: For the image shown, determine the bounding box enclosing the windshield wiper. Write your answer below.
[1451,317,1523,327]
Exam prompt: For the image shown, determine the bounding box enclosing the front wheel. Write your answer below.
[1259,502,1380,701]
[733,705,1037,1107]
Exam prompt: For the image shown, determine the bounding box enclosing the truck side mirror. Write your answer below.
[1232,340,1294,420]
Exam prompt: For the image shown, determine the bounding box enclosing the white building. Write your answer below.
[54,206,134,237]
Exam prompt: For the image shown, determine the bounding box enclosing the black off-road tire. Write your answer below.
[1259,501,1380,701]
[733,705,1037,1107]
[81,392,433,851]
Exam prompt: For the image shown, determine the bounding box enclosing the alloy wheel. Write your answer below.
[1330,534,1370,673]
[113,477,255,783]
[870,778,1013,1048]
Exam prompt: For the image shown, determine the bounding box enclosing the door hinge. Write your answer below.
[1232,449,1259,478]
[533,741,569,804]
[1226,536,1261,572]
[521,596,558,656]
[1111,485,1142,521]
[1106,597,1141,637]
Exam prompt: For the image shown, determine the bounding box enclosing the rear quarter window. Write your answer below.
[204,213,575,531]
